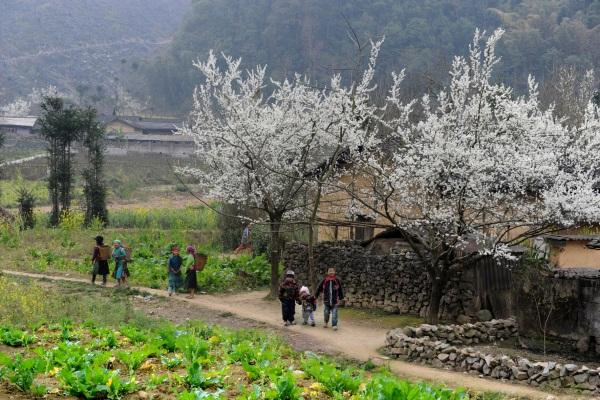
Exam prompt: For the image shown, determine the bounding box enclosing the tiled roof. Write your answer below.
[103,115,183,133]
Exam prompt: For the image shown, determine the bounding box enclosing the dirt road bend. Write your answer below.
[2,270,576,399]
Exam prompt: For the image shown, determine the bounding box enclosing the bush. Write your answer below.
[0,354,44,392]
[58,366,137,399]
[0,326,36,347]
[16,187,35,230]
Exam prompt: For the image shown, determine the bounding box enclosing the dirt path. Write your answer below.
[1,270,578,400]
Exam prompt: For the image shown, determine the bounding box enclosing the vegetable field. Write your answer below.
[0,322,474,400]
[0,276,477,400]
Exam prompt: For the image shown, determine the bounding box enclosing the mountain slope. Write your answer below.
[0,0,191,101]
[143,0,600,112]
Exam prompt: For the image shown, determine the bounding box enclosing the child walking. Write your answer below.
[278,270,299,326]
[167,245,183,296]
[299,286,316,326]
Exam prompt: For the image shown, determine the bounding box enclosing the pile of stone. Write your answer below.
[386,320,600,393]
[400,319,518,345]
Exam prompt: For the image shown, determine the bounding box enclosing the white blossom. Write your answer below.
[349,29,600,261]
[0,86,65,116]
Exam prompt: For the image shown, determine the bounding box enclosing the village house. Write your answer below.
[317,179,390,242]
[317,169,600,272]
[0,116,39,136]
[544,234,600,269]
[102,115,183,136]
[0,114,198,157]
[101,115,196,156]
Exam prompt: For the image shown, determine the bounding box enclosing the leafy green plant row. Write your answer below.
[0,320,476,400]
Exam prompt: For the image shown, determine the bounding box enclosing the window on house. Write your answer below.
[353,215,375,241]
[0,126,17,134]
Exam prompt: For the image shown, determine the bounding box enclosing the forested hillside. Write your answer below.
[0,0,190,103]
[144,0,600,112]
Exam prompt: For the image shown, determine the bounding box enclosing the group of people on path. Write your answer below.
[91,235,129,287]
[92,233,345,328]
[278,268,344,330]
[91,237,207,298]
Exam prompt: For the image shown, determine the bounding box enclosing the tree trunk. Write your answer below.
[307,224,316,293]
[49,139,60,226]
[64,142,71,211]
[269,218,282,298]
[307,184,323,293]
[427,274,444,324]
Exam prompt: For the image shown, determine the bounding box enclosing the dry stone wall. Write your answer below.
[387,320,600,393]
[401,319,518,345]
[283,241,475,319]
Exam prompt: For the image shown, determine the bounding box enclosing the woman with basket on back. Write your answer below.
[183,245,207,299]
[112,240,129,288]
[91,236,111,286]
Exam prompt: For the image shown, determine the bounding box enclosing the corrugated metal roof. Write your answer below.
[0,116,38,128]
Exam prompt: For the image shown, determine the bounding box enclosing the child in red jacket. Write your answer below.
[316,268,344,330]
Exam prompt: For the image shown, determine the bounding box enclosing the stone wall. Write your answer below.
[400,319,518,345]
[387,320,600,393]
[283,241,476,319]
[514,270,600,355]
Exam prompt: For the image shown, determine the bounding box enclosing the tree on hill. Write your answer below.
[144,0,499,112]
[144,0,600,114]
[345,29,600,323]
[0,0,190,101]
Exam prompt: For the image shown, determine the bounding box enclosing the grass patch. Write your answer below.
[0,174,48,208]
[2,153,198,203]
[0,275,155,330]
[108,206,217,230]
[341,308,424,330]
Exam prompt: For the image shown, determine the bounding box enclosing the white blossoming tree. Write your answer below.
[0,86,64,116]
[346,29,600,323]
[181,51,371,296]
